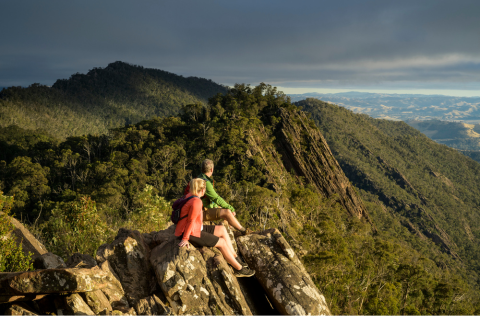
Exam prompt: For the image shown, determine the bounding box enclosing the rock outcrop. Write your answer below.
[33,252,66,270]
[96,228,156,306]
[1,222,331,315]
[0,211,48,261]
[276,108,371,222]
[237,228,330,315]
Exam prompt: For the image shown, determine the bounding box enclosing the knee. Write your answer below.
[216,238,226,248]
[219,209,230,218]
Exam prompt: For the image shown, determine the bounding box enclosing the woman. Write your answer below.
[175,178,255,277]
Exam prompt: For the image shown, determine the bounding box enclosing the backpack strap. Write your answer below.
[178,195,199,222]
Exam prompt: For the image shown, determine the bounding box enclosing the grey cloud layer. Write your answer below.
[1,0,479,89]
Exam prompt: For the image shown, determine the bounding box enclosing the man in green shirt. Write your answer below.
[198,159,248,235]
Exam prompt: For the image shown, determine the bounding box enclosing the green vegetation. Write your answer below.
[35,185,171,260]
[299,98,480,312]
[1,83,479,313]
[0,61,227,139]
[0,192,34,272]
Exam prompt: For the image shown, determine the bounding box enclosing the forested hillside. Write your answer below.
[0,61,227,139]
[1,85,479,314]
[299,98,480,300]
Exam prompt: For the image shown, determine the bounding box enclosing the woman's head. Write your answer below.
[189,178,206,196]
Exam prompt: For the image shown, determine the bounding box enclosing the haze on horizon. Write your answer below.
[1,0,479,97]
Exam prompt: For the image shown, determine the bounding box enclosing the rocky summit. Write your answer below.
[0,221,331,315]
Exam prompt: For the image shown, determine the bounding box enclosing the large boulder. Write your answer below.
[0,212,48,260]
[3,303,38,315]
[98,260,130,312]
[150,237,239,315]
[0,267,110,295]
[198,247,251,315]
[134,294,172,315]
[142,225,176,250]
[96,229,156,307]
[63,293,95,315]
[32,252,66,270]
[81,289,112,315]
[236,228,331,315]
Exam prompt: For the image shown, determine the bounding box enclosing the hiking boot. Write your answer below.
[236,256,248,268]
[239,228,253,236]
[233,267,255,278]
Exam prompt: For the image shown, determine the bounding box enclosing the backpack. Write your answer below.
[171,195,198,224]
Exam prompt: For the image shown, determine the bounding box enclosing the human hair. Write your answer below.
[189,178,206,196]
[201,159,214,174]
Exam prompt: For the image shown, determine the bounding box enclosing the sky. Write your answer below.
[1,0,479,97]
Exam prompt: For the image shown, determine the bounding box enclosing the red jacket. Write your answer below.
[174,193,203,241]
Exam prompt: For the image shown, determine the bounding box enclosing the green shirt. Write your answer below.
[198,173,235,212]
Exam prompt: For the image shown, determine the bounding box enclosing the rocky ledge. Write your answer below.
[0,222,331,315]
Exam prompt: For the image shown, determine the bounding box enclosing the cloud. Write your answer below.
[1,0,479,92]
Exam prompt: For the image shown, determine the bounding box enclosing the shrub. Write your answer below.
[40,196,112,260]
[126,184,171,232]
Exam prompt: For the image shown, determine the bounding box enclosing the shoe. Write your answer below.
[236,257,248,268]
[233,267,255,278]
[239,228,253,236]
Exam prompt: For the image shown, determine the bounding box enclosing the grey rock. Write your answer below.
[67,253,98,268]
[96,229,156,307]
[64,293,94,315]
[98,260,130,312]
[198,247,251,315]
[150,237,234,315]
[32,252,66,270]
[134,294,172,315]
[81,289,112,315]
[237,228,331,315]
[0,267,110,295]
[0,212,48,261]
[3,303,38,315]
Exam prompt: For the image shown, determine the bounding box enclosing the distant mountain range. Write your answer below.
[0,61,227,139]
[289,91,480,123]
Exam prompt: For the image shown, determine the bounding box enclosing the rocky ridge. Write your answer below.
[275,108,371,222]
[0,219,331,315]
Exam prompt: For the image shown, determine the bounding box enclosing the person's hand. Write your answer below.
[178,239,190,248]
[231,210,236,216]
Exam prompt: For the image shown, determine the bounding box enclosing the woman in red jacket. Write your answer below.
[175,178,255,277]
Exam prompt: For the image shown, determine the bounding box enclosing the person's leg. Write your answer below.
[206,208,245,232]
[214,238,242,270]
[213,225,237,257]
[218,209,244,231]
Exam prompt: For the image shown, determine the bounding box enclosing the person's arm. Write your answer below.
[205,181,235,212]
[182,199,202,241]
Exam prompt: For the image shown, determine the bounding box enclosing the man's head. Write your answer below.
[201,159,214,174]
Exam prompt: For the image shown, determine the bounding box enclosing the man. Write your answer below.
[194,159,248,235]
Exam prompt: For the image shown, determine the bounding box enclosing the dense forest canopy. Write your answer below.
[0,61,227,139]
[1,81,480,313]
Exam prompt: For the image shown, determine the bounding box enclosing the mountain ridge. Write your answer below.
[0,61,227,139]
[0,65,479,312]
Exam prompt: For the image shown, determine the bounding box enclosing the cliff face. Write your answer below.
[275,108,372,222]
